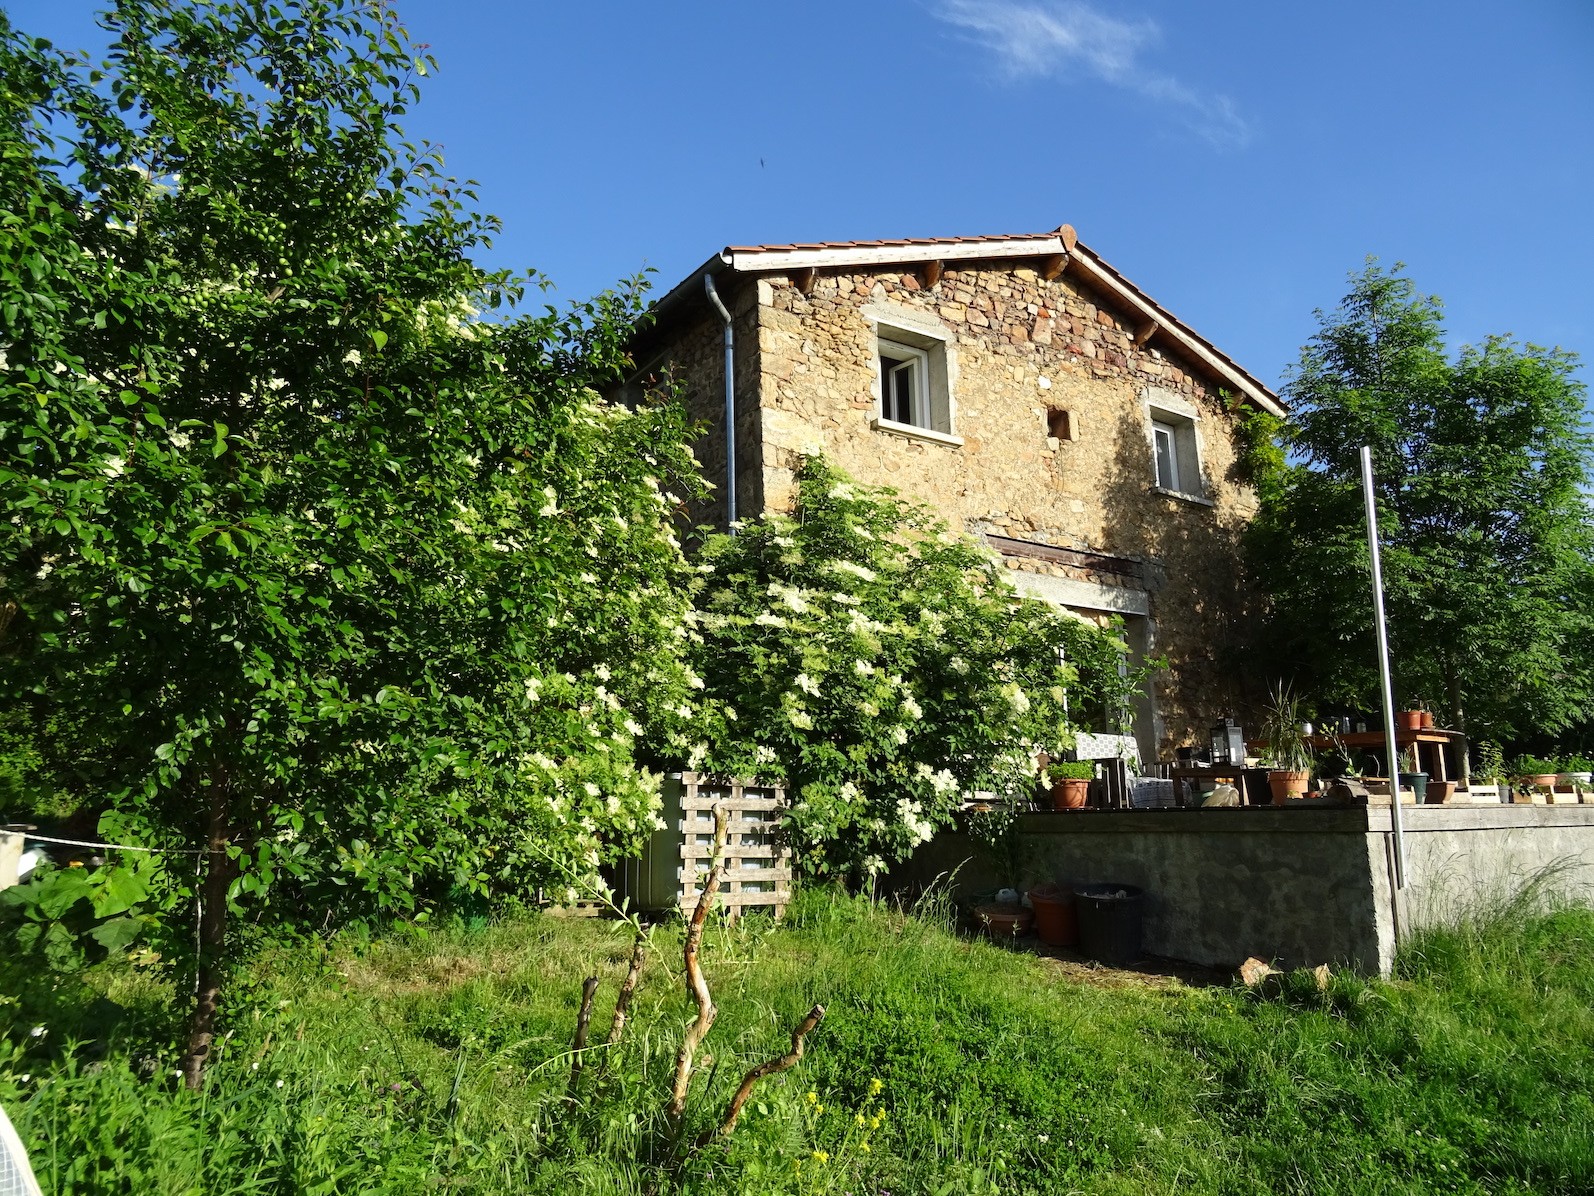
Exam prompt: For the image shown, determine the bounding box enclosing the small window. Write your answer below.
[1146,404,1206,499]
[879,340,929,427]
[1047,408,1075,442]
[867,308,959,443]
[1151,421,1179,491]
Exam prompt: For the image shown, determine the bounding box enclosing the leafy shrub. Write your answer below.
[687,457,1151,877]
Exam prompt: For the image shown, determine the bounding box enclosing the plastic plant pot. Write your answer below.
[1074,884,1144,965]
[1027,883,1078,947]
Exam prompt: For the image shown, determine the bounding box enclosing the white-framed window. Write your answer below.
[879,339,929,427]
[1151,420,1180,491]
[865,304,960,446]
[1143,390,1206,501]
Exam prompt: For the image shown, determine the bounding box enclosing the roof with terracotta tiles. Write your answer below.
[646,225,1282,414]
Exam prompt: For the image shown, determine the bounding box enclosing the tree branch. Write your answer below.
[666,802,728,1129]
[568,975,600,1093]
[703,1004,826,1146]
[607,929,648,1047]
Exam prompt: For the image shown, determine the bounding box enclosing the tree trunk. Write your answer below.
[1445,663,1470,785]
[180,775,233,1090]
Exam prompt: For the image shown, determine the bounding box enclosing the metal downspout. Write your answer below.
[704,274,735,531]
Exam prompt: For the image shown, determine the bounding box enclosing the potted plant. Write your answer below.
[1510,755,1558,790]
[1259,682,1313,804]
[1555,754,1593,791]
[1474,739,1508,802]
[1396,748,1429,804]
[1047,760,1095,810]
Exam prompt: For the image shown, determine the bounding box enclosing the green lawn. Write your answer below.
[3,888,1592,1194]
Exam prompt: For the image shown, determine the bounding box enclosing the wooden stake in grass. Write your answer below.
[607,930,648,1047]
[666,802,728,1130]
[703,1003,826,1146]
[568,975,600,1093]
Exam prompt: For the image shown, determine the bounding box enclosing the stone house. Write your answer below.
[626,225,1284,758]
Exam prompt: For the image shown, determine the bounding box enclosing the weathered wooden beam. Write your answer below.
[791,267,816,295]
[1057,223,1079,252]
[1041,253,1068,281]
[922,259,944,288]
[1133,320,1158,348]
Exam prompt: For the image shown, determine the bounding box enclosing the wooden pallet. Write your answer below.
[675,773,792,921]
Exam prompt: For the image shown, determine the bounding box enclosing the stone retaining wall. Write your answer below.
[892,805,1594,975]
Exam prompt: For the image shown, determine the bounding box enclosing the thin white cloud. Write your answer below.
[934,0,1251,149]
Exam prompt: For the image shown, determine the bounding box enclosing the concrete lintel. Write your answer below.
[1008,569,1149,617]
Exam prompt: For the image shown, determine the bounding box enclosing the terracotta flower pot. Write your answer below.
[1051,778,1091,809]
[1520,773,1557,790]
[1267,769,1311,804]
[1396,711,1423,731]
[1419,711,1435,729]
[974,902,1033,939]
[1027,883,1078,947]
[1425,780,1456,804]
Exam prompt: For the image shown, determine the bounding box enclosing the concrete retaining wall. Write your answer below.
[894,805,1594,975]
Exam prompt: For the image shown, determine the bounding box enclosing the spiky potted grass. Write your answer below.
[1260,682,1314,804]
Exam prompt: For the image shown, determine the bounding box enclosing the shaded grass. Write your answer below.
[2,886,1592,1194]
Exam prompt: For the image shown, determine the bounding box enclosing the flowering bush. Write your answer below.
[0,0,704,1080]
[686,457,1145,877]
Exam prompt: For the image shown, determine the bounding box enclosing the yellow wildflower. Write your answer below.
[859,1140,871,1153]
[855,1113,866,1127]
[868,1077,884,1096]
[805,1090,817,1104]
[811,1150,829,1163]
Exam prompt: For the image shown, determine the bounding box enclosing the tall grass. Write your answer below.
[2,885,1592,1194]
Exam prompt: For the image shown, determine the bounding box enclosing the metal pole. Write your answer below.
[1361,446,1407,889]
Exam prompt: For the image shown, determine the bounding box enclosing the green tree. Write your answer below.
[1244,261,1594,741]
[687,457,1150,879]
[0,0,702,1084]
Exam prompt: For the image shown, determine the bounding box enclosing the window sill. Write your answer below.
[870,416,964,448]
[1150,485,1214,508]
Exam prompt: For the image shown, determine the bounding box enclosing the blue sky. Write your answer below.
[8,0,1593,395]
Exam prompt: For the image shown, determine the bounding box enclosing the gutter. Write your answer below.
[703,272,736,530]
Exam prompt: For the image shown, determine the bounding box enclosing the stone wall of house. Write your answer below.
[751,261,1263,754]
[634,278,765,535]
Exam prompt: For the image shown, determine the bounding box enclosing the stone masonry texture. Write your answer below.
[644,257,1266,754]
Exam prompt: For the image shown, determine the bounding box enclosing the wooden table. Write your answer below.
[1306,728,1468,783]
[1166,764,1256,807]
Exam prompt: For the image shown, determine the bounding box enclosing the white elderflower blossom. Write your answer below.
[624,718,644,737]
[789,708,814,730]
[103,456,126,478]
[594,663,611,681]
[753,612,788,628]
[891,725,908,745]
[795,672,821,697]
[343,349,362,365]
[523,677,542,702]
[540,486,559,516]
[902,695,923,720]
[896,798,934,845]
[830,560,876,582]
[169,430,192,450]
[1002,682,1031,714]
[853,659,875,676]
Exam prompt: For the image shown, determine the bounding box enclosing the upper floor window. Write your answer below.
[1143,388,1208,502]
[865,304,962,446]
[879,339,929,427]
[1151,420,1181,491]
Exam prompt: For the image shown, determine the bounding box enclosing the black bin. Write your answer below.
[1074,884,1144,965]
